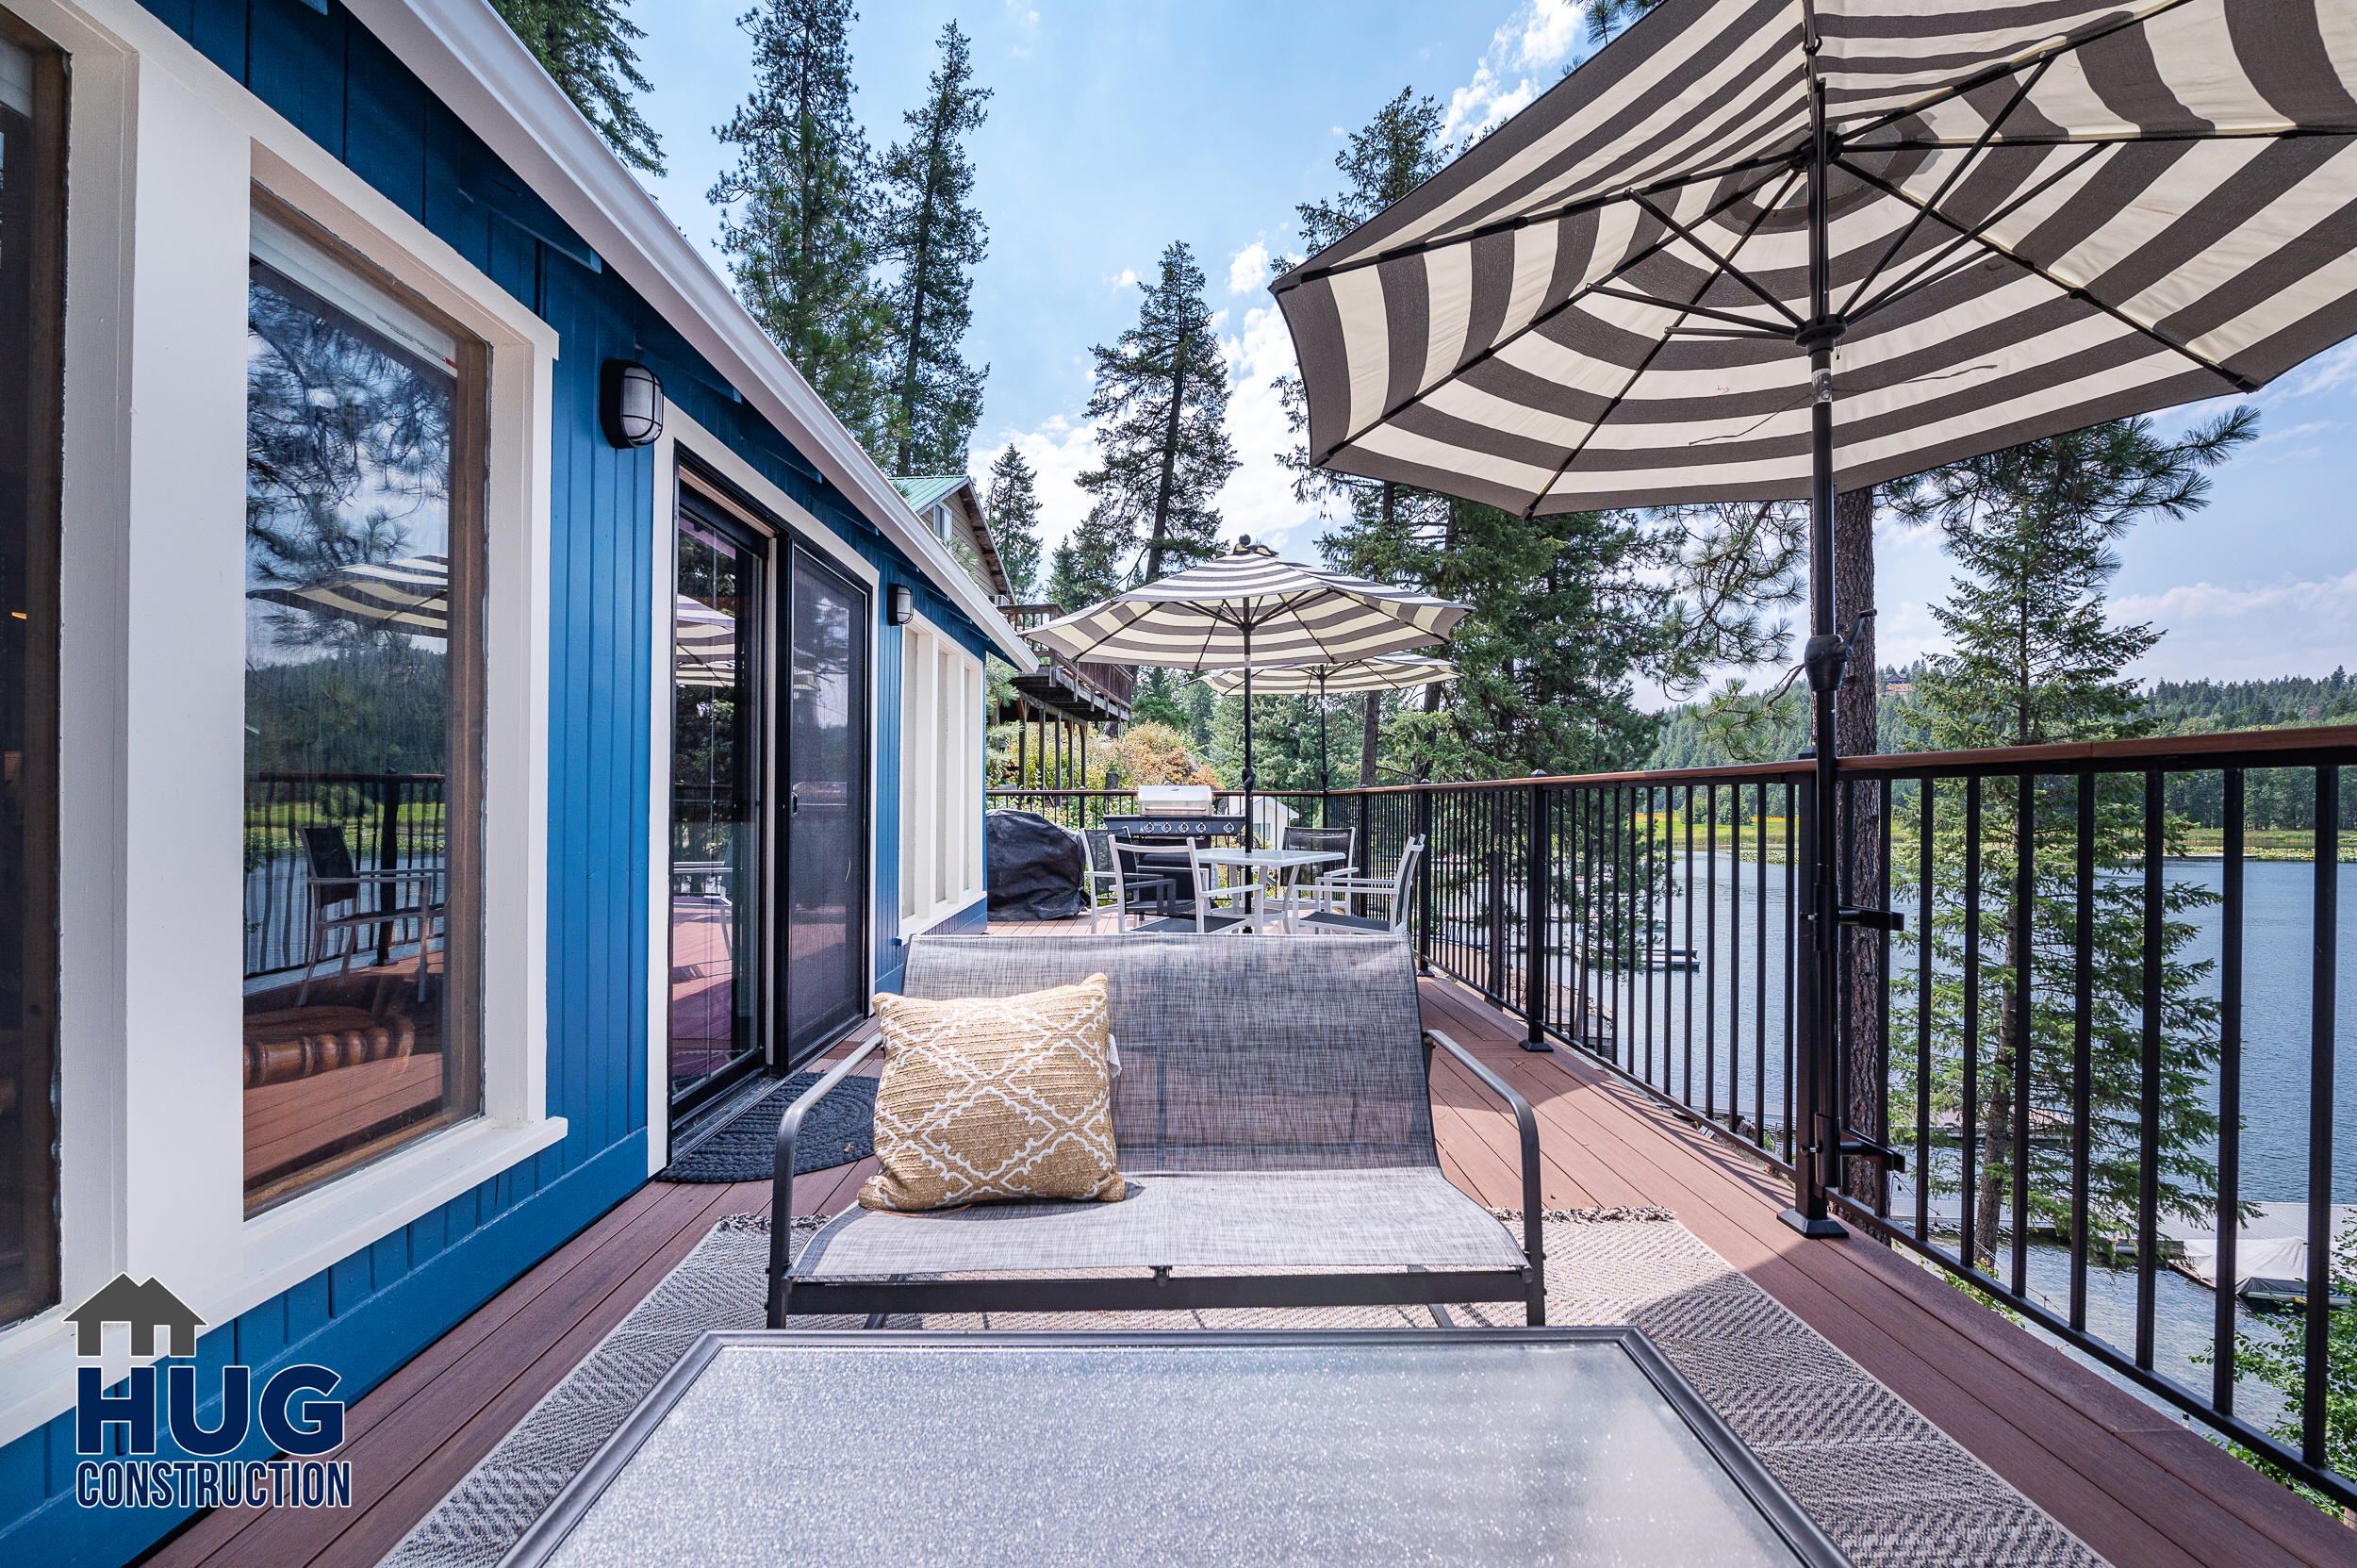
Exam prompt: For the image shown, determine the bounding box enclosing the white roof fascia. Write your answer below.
[345,0,1035,669]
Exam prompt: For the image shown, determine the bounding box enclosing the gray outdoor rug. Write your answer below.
[660,1071,875,1183]
[380,1211,2106,1568]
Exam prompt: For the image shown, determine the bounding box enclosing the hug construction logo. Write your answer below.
[65,1275,352,1511]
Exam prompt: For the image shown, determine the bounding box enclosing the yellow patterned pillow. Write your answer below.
[857,973,1124,1213]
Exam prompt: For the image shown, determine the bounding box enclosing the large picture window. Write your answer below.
[0,11,63,1329]
[241,201,484,1212]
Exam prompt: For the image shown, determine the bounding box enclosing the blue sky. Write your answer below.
[632,1,2357,701]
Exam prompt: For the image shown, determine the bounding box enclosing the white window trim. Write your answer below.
[641,404,882,1175]
[899,613,986,939]
[0,0,561,1451]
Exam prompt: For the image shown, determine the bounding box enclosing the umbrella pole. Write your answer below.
[1240,620,1255,844]
[1786,55,1850,1240]
[1317,672,1329,827]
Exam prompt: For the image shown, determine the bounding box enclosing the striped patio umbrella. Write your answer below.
[1203,656,1459,792]
[1272,0,2357,1236]
[1027,541,1467,823]
[1199,655,1459,698]
[249,556,741,685]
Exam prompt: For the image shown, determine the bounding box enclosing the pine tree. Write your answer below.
[709,0,889,441]
[1126,668,1190,733]
[1890,411,2256,1264]
[1376,499,1667,780]
[1280,90,1459,782]
[982,445,1042,602]
[1076,242,1237,586]
[492,0,665,174]
[1047,509,1126,610]
[877,23,991,475]
[1210,690,1326,794]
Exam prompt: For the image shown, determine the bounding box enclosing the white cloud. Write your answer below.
[2269,338,2357,403]
[2113,569,2357,682]
[1443,0,1586,142]
[967,413,1101,560]
[1214,304,1315,556]
[965,301,1318,588]
[1873,600,1953,662]
[1227,241,1270,295]
[1110,267,1139,292]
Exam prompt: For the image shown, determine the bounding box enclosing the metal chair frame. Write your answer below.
[293,824,444,1005]
[1303,835,1426,937]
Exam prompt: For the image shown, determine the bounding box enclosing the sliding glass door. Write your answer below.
[666,485,870,1124]
[668,492,767,1115]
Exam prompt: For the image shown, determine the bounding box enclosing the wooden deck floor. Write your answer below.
[154,923,2354,1568]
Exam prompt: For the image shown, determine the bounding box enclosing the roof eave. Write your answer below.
[347,0,1036,670]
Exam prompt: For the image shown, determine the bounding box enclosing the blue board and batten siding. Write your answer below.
[0,3,992,1561]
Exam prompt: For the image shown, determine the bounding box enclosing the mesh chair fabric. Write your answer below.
[901,934,1437,1173]
[794,1167,1522,1275]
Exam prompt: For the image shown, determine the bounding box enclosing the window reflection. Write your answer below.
[670,503,764,1107]
[241,222,481,1210]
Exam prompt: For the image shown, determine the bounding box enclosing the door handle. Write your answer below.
[787,788,800,815]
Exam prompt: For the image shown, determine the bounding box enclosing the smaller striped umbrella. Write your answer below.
[249,556,741,685]
[1201,656,1459,794]
[1028,540,1466,825]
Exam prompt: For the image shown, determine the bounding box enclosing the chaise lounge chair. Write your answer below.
[766,933,1544,1327]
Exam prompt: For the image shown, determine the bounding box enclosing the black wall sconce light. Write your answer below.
[600,359,665,448]
[886,584,915,625]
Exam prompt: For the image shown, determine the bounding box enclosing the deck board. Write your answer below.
[149,924,2357,1568]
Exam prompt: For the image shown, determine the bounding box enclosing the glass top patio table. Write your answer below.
[503,1329,1848,1568]
[1189,847,1345,868]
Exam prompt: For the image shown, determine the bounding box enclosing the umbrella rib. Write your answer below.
[1834,54,2055,322]
[1518,162,1804,520]
[1307,162,1793,469]
[1592,285,1789,334]
[1668,326,1797,339]
[1629,190,1803,327]
[1834,154,2260,394]
[1847,124,2357,155]
[1834,0,2206,146]
[1844,142,2107,326]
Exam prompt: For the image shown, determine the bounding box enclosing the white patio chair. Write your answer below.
[1266,825,1355,933]
[1076,827,1179,933]
[1127,838,1257,935]
[1300,835,1425,938]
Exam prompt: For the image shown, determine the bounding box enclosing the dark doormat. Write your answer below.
[663,1071,876,1182]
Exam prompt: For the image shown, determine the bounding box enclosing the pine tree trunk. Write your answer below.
[1833,484,1885,1211]
[1143,323,1189,585]
[896,200,933,474]
[1978,901,2024,1270]
[1360,480,1396,789]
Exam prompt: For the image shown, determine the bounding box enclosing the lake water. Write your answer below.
[1540,853,2353,1432]
[1558,853,2356,1199]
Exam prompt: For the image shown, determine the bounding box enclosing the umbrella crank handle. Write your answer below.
[1803,608,1875,694]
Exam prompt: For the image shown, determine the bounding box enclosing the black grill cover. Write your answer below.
[985,810,1084,920]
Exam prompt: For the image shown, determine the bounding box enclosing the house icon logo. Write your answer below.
[65,1274,354,1512]
[65,1275,205,1359]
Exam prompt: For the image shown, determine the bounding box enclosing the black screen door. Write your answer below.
[781,545,868,1063]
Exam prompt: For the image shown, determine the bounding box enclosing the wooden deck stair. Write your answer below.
[151,922,2355,1568]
